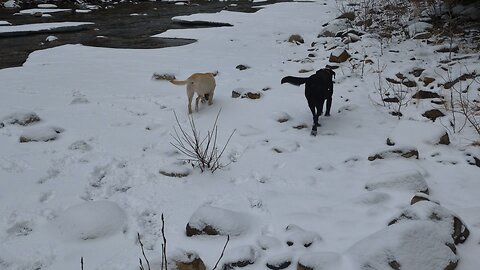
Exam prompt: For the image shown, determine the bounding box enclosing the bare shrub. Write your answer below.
[437,67,480,137]
[171,110,235,173]
[137,216,230,270]
[372,61,388,106]
[386,81,411,119]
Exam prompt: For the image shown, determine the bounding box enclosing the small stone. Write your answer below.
[423,76,435,86]
[232,90,241,98]
[439,133,450,145]
[243,92,261,100]
[236,64,250,71]
[288,34,304,44]
[383,97,400,103]
[402,80,417,88]
[422,109,445,122]
[329,48,351,63]
[412,90,441,99]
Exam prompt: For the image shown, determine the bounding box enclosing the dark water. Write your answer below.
[0,0,284,69]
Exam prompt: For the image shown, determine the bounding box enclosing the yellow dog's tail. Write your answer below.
[169,79,189,86]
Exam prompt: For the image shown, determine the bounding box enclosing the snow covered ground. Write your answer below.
[0,1,479,270]
[0,22,95,34]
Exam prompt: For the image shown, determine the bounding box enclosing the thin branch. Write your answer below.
[212,235,230,270]
[161,214,168,270]
[137,233,151,270]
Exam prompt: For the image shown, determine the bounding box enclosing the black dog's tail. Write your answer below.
[281,76,308,86]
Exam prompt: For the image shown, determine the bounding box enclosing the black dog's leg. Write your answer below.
[308,101,319,136]
[325,97,332,116]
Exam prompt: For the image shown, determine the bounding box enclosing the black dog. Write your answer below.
[281,68,336,136]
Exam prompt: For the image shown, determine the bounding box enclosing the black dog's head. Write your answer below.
[316,68,336,79]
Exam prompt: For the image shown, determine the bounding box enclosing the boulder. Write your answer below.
[53,201,126,240]
[365,170,429,194]
[19,126,64,143]
[297,252,343,270]
[347,221,458,270]
[387,120,450,146]
[388,200,470,245]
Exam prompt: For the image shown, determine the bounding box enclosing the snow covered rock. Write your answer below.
[388,200,470,245]
[19,126,64,143]
[265,252,292,270]
[2,111,41,126]
[297,252,344,270]
[348,221,458,270]
[406,21,433,38]
[232,88,262,100]
[256,235,282,251]
[410,192,436,205]
[52,201,127,240]
[284,224,322,248]
[68,140,92,152]
[386,120,450,146]
[368,147,419,161]
[329,48,351,63]
[365,170,429,194]
[422,109,445,122]
[186,206,254,237]
[412,90,442,99]
[170,249,206,270]
[287,34,304,44]
[221,245,260,269]
[3,0,19,8]
[318,19,350,37]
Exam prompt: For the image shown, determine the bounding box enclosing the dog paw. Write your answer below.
[310,130,317,136]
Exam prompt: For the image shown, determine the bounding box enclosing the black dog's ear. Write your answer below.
[324,68,335,79]
[330,69,336,79]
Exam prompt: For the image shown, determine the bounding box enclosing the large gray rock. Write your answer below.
[297,252,344,270]
[365,170,429,194]
[388,200,470,245]
[348,221,458,270]
[221,245,260,270]
[2,111,41,126]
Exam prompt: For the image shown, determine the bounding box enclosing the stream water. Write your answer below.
[0,0,283,69]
